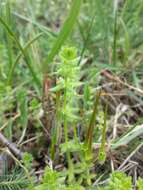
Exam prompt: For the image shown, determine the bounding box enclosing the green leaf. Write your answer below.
[60,140,81,153]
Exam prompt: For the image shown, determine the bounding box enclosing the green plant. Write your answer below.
[0,155,29,190]
[50,45,99,186]
[33,166,85,190]
[0,170,28,190]
[58,46,80,140]
[98,172,143,190]
[34,166,63,190]
[52,46,80,182]
[137,178,143,190]
[22,152,33,170]
[99,172,132,190]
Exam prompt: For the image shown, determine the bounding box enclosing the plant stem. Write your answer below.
[63,78,74,182]
[63,78,68,144]
[0,132,23,159]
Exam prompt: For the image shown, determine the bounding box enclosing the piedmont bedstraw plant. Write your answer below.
[55,48,97,186]
[34,166,85,190]
[99,171,132,190]
[51,46,80,183]
[98,171,143,190]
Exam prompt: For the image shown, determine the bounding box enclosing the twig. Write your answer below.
[113,104,128,139]
[118,142,143,170]
[19,135,39,146]
[0,112,20,132]
[101,69,143,96]
[1,148,32,185]
[0,132,23,159]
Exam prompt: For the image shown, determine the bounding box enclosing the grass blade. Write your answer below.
[0,16,41,87]
[111,124,143,149]
[7,33,43,85]
[85,91,100,152]
[5,1,13,68]
[13,12,57,38]
[43,0,82,72]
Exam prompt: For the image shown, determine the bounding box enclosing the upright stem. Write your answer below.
[63,78,68,144]
[63,78,74,182]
